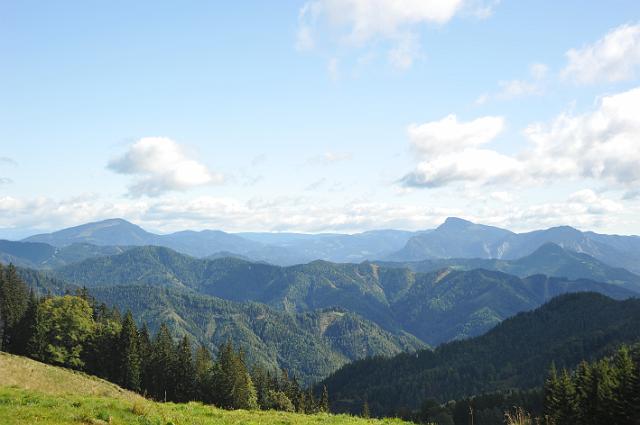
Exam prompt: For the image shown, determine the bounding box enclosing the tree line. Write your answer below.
[544,344,640,425]
[0,263,329,413]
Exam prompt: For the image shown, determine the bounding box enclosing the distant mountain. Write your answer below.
[24,218,158,246]
[0,239,129,269]
[53,245,636,345]
[320,292,640,415]
[239,229,419,263]
[388,217,513,260]
[388,217,640,273]
[380,242,640,293]
[21,219,419,265]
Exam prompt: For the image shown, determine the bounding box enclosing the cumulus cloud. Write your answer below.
[296,0,495,70]
[562,23,640,84]
[405,86,640,190]
[523,86,640,186]
[108,137,223,197]
[402,114,515,187]
[408,114,504,156]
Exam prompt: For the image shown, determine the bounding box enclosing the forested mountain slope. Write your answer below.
[53,246,636,345]
[319,293,640,416]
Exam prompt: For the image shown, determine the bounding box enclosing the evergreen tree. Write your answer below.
[149,323,177,401]
[612,346,636,425]
[137,323,153,396]
[174,335,196,402]
[212,340,257,410]
[12,290,38,355]
[0,263,29,351]
[117,311,141,392]
[543,363,559,422]
[194,344,214,403]
[555,369,577,424]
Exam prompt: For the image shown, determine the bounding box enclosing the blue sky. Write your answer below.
[1,0,640,236]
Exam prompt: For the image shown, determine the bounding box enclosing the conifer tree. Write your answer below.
[12,290,38,356]
[174,335,196,402]
[194,344,214,403]
[612,346,636,425]
[0,263,29,351]
[137,323,153,395]
[150,323,177,401]
[118,311,141,392]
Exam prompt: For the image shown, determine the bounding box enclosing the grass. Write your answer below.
[0,352,411,425]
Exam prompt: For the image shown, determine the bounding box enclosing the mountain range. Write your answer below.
[49,245,636,345]
[389,217,640,274]
[10,217,640,274]
[5,216,640,386]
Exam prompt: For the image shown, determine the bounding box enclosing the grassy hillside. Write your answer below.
[0,352,409,425]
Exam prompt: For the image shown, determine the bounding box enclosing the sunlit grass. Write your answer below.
[0,352,411,425]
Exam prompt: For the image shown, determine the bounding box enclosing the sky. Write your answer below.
[1,0,640,237]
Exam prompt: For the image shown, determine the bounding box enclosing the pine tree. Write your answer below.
[555,369,577,424]
[138,323,153,396]
[612,346,636,425]
[174,335,196,402]
[0,263,29,351]
[543,363,559,422]
[118,311,141,392]
[12,290,38,356]
[212,340,257,410]
[195,344,214,403]
[150,323,177,401]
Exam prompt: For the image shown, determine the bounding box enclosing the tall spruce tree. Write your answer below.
[150,323,176,401]
[0,263,29,351]
[174,335,196,402]
[118,311,141,392]
[194,344,214,404]
[138,323,153,396]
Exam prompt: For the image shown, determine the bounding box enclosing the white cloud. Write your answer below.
[402,148,522,188]
[523,86,640,186]
[108,137,223,197]
[296,0,494,70]
[307,151,353,165]
[408,114,504,157]
[1,190,631,235]
[406,86,640,190]
[403,114,513,187]
[562,23,640,84]
[0,157,17,166]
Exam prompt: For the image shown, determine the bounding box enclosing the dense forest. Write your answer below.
[51,245,635,346]
[320,292,640,418]
[543,344,640,425]
[0,263,329,414]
